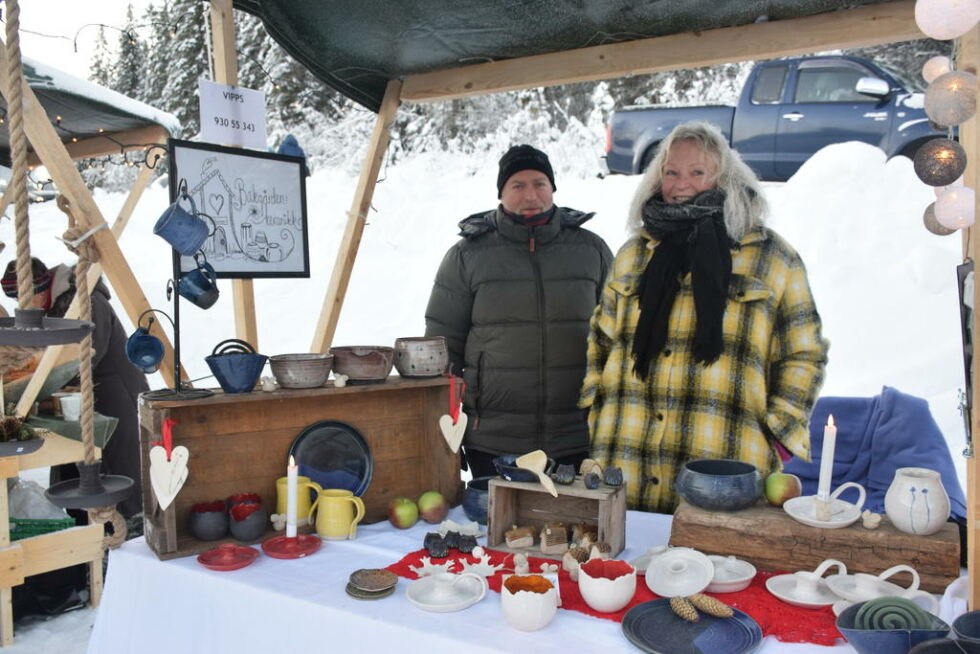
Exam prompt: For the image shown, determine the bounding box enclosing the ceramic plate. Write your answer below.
[824,574,907,604]
[406,573,487,613]
[288,420,373,496]
[622,599,762,654]
[346,582,396,600]
[782,495,861,529]
[197,545,259,571]
[765,573,839,608]
[631,546,669,576]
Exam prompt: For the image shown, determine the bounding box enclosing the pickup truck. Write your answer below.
[605,55,945,181]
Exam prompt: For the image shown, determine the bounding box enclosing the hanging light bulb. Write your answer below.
[922,55,953,83]
[935,186,976,229]
[924,202,957,235]
[915,0,980,40]
[925,70,978,127]
[934,175,965,196]
[914,138,968,186]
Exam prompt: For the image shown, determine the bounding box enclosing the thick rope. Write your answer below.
[87,505,126,549]
[4,0,33,310]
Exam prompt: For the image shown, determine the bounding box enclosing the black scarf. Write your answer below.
[632,188,734,378]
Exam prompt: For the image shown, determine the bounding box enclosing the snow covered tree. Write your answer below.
[140,1,174,112]
[159,0,209,137]
[89,26,112,86]
[113,4,147,99]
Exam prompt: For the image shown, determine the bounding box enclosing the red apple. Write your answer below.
[764,472,803,507]
[387,497,419,529]
[417,490,449,523]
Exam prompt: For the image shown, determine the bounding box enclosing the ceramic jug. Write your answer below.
[884,467,950,536]
[275,475,322,520]
[178,252,219,309]
[308,488,365,540]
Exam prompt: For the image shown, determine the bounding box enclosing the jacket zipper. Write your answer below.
[530,237,546,450]
[474,351,485,430]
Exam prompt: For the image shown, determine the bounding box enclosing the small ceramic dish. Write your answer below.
[706,555,757,593]
[578,559,637,613]
[783,482,866,529]
[197,543,259,571]
[406,572,487,612]
[767,573,840,608]
[630,545,669,576]
[644,546,713,597]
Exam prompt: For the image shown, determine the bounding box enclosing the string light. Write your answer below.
[913,138,967,186]
[924,70,978,127]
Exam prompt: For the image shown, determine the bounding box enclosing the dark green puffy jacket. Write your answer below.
[424,206,612,458]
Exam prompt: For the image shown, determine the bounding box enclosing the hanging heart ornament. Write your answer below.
[148,445,189,511]
[439,412,467,453]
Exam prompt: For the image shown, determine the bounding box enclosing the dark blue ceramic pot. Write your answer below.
[674,459,763,511]
[954,610,980,643]
[837,601,951,654]
[462,476,494,524]
[205,339,268,394]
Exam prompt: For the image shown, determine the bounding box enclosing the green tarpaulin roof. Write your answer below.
[232,0,898,112]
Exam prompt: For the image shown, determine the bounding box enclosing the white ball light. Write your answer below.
[934,175,965,196]
[916,0,980,40]
[924,202,957,235]
[925,71,978,127]
[922,55,952,83]
[935,185,976,229]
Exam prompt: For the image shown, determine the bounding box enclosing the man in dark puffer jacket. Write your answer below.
[425,145,612,477]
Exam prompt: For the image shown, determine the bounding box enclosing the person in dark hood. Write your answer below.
[2,257,148,518]
[425,145,613,477]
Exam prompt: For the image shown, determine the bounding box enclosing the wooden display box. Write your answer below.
[669,501,960,593]
[139,377,462,560]
[487,477,626,560]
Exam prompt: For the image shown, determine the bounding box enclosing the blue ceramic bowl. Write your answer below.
[674,459,763,511]
[837,601,951,654]
[910,639,980,653]
[492,454,556,482]
[954,611,980,642]
[206,352,268,394]
[462,476,494,524]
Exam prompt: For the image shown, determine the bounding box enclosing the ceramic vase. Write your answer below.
[884,467,950,536]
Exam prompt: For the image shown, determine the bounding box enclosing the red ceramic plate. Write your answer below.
[197,544,259,571]
[261,533,322,559]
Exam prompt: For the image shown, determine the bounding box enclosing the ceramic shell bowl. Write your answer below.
[501,575,559,631]
[706,555,757,593]
[578,559,637,613]
[188,501,229,541]
[837,601,951,654]
[229,502,268,541]
[674,459,763,511]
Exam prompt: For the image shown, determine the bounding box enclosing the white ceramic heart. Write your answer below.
[149,445,189,511]
[438,413,466,453]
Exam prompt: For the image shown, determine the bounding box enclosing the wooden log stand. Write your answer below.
[140,377,462,560]
[669,501,960,593]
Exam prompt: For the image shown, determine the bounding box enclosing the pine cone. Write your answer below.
[689,593,734,618]
[670,596,699,622]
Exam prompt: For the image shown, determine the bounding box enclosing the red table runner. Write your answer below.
[387,548,841,646]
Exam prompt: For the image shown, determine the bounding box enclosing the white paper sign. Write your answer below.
[198,78,267,150]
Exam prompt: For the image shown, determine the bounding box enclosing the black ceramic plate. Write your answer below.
[622,599,763,654]
[288,420,373,496]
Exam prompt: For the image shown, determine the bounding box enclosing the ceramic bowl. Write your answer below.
[578,559,637,613]
[225,492,262,508]
[228,502,268,541]
[645,547,714,597]
[462,476,493,525]
[393,336,449,378]
[674,459,763,511]
[493,454,556,482]
[269,353,333,389]
[837,601,951,654]
[188,501,229,541]
[706,555,757,593]
[329,346,394,382]
[954,611,980,642]
[910,639,980,653]
[500,575,559,631]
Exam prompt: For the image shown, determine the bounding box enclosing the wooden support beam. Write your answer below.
[111,159,159,239]
[0,183,13,221]
[26,125,169,167]
[210,0,259,348]
[310,80,401,352]
[401,1,921,103]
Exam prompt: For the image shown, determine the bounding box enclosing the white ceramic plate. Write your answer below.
[630,546,669,576]
[783,495,862,529]
[824,574,907,603]
[645,547,713,597]
[765,573,839,608]
[406,572,487,613]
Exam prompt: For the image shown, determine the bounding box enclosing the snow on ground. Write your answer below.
[4,140,965,652]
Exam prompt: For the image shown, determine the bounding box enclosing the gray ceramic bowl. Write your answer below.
[837,601,951,654]
[954,610,980,642]
[229,502,268,541]
[674,459,763,511]
[188,501,229,541]
[270,353,333,389]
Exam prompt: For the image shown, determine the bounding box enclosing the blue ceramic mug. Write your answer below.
[153,187,211,255]
[126,325,164,374]
[178,252,219,310]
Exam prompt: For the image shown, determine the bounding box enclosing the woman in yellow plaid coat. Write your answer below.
[580,122,829,513]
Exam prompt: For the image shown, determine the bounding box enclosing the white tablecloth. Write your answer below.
[88,508,853,654]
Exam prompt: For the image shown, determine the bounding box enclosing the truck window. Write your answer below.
[751,66,787,104]
[795,66,874,103]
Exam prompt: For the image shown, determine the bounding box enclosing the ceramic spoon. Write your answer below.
[516,450,558,497]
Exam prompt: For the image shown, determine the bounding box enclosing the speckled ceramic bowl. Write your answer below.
[674,459,763,511]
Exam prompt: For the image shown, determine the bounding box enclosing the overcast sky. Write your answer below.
[19,1,152,79]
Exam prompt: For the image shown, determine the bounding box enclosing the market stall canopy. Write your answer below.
[230,0,899,112]
[5,56,181,167]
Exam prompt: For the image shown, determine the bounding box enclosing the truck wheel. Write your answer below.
[639,144,660,173]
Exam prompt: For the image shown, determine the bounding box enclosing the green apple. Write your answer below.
[764,472,803,507]
[417,490,449,523]
[387,497,419,528]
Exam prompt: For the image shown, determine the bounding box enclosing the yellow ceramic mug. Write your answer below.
[308,489,365,540]
[275,475,323,518]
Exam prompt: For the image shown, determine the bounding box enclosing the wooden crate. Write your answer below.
[669,501,960,593]
[140,377,461,560]
[487,477,626,560]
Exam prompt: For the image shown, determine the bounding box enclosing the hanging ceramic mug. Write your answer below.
[178,252,219,309]
[308,488,365,540]
[153,180,213,255]
[126,313,165,374]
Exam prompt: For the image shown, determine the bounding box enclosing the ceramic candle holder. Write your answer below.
[500,575,559,631]
[578,559,637,613]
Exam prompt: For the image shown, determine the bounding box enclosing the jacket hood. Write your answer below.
[457,206,596,239]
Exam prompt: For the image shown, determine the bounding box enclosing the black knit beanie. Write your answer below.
[497,145,556,198]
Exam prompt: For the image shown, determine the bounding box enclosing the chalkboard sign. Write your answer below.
[168,139,309,278]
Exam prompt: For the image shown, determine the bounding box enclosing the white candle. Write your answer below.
[286,455,298,538]
[816,415,837,500]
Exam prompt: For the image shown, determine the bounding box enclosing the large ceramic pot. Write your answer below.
[884,467,950,536]
[462,476,494,525]
[674,459,763,511]
[393,336,449,378]
[330,346,394,383]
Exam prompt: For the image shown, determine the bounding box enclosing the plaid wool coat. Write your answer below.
[579,227,829,513]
